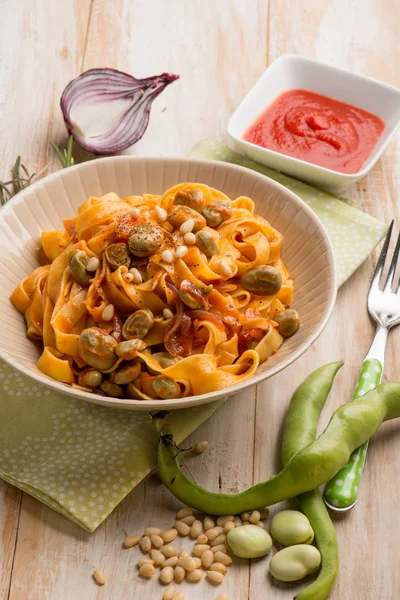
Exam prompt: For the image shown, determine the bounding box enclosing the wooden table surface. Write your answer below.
[1,1,400,599]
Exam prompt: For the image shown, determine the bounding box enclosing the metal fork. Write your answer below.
[324,221,400,511]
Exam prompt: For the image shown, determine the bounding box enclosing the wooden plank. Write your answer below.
[250,1,400,598]
[0,482,21,599]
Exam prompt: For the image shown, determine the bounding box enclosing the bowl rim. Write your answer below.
[228,53,400,180]
[0,155,337,410]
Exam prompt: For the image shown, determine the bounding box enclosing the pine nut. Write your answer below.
[190,519,203,538]
[175,520,191,536]
[184,232,196,245]
[129,267,143,283]
[151,549,165,566]
[163,585,177,600]
[193,557,202,568]
[216,595,230,600]
[180,515,196,526]
[123,272,134,282]
[206,570,224,584]
[176,245,188,259]
[128,207,140,218]
[193,440,209,454]
[145,527,162,536]
[102,304,114,321]
[160,566,174,584]
[176,507,193,520]
[172,592,184,600]
[197,534,209,544]
[211,544,227,554]
[177,556,197,571]
[216,515,234,527]
[206,527,223,541]
[213,551,232,566]
[161,528,178,543]
[233,516,242,527]
[210,562,227,575]
[180,219,195,234]
[86,256,100,272]
[161,249,175,264]
[186,569,203,582]
[224,521,235,533]
[193,543,211,557]
[249,510,261,524]
[161,556,178,568]
[163,308,174,319]
[178,548,190,557]
[123,535,141,548]
[210,534,226,547]
[140,535,152,553]
[256,521,265,528]
[259,508,270,519]
[201,550,214,568]
[151,534,164,549]
[219,260,231,276]
[241,512,250,522]
[174,565,186,582]
[92,568,106,586]
[140,563,155,578]
[155,205,168,223]
[162,544,177,558]
[204,516,215,530]
[137,557,155,567]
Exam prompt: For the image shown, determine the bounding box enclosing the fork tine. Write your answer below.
[384,230,400,292]
[371,221,393,290]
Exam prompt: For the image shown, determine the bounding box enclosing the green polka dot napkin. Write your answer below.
[0,141,386,532]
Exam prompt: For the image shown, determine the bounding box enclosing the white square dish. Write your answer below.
[228,55,400,193]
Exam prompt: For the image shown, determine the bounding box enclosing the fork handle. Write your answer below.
[323,328,386,511]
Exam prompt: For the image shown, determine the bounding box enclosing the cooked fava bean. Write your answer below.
[123,535,141,548]
[195,229,219,257]
[168,205,206,232]
[202,201,232,227]
[153,352,181,369]
[77,369,103,389]
[122,309,154,340]
[270,509,314,546]
[241,265,282,296]
[269,544,321,582]
[226,524,272,559]
[178,279,209,310]
[99,381,123,398]
[275,309,300,338]
[115,338,146,359]
[105,243,131,270]
[174,188,206,212]
[110,362,141,385]
[128,222,164,257]
[140,563,155,578]
[78,327,118,370]
[206,570,224,584]
[186,569,203,582]
[152,376,181,399]
[68,250,91,286]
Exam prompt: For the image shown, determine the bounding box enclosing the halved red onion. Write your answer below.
[60,68,179,154]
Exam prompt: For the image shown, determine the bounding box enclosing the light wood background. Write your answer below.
[1,0,400,598]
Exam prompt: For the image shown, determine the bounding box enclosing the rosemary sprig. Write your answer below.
[51,135,75,168]
[0,156,44,206]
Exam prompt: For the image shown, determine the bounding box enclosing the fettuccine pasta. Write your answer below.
[11,183,299,400]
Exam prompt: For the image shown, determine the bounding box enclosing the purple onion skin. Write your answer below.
[60,68,179,155]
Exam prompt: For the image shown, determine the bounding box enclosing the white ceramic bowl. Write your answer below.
[0,156,336,410]
[228,54,400,194]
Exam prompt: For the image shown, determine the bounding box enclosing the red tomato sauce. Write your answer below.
[243,89,385,174]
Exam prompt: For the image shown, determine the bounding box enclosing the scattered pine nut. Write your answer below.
[256,521,265,529]
[210,534,226,547]
[224,521,235,533]
[86,256,100,272]
[211,544,227,554]
[184,232,196,245]
[249,510,261,524]
[213,551,232,566]
[204,516,215,530]
[193,440,209,454]
[101,304,114,321]
[123,272,134,282]
[163,584,177,600]
[160,566,175,584]
[163,308,174,319]
[129,267,143,283]
[216,594,229,600]
[123,535,141,548]
[193,543,211,557]
[206,570,224,584]
[161,528,178,544]
[193,557,202,568]
[176,506,193,519]
[180,218,195,234]
[201,550,214,569]
[145,527,161,536]
[186,569,203,582]
[172,592,184,600]
[151,534,164,549]
[206,527,222,541]
[128,207,140,218]
[175,520,191,536]
[233,516,242,527]
[140,535,152,553]
[151,549,165,566]
[137,557,155,567]
[155,205,168,223]
[241,512,250,522]
[216,515,234,527]
[197,534,209,544]
[210,562,227,575]
[176,245,188,259]
[161,249,175,264]
[190,519,203,538]
[180,515,196,526]
[162,544,178,558]
[219,260,231,277]
[177,556,197,571]
[178,548,190,557]
[140,563,155,578]
[92,568,106,586]
[259,508,270,520]
[174,565,186,583]
[161,556,178,568]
